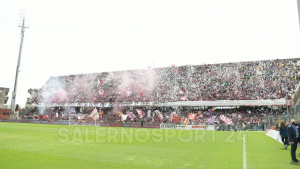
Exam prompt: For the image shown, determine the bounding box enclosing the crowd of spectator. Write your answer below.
[27,58,300,105]
[20,106,286,128]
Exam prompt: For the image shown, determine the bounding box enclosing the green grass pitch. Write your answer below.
[0,122,299,169]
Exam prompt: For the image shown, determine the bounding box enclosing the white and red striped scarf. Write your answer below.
[220,115,234,124]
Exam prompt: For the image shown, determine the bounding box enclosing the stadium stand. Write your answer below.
[27,58,300,104]
[22,58,300,127]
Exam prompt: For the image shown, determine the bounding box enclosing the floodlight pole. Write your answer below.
[297,0,300,29]
[10,13,28,119]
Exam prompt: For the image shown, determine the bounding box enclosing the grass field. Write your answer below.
[0,122,299,169]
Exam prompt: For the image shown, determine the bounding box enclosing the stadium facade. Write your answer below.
[0,87,10,119]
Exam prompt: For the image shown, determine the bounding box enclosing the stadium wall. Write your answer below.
[0,120,161,129]
[0,120,213,130]
[0,109,10,120]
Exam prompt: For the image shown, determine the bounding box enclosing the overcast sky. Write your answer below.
[0,0,300,107]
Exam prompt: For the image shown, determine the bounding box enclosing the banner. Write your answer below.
[266,129,283,144]
[160,124,215,130]
[130,123,160,128]
[109,123,123,127]
[123,123,131,127]
[160,124,178,129]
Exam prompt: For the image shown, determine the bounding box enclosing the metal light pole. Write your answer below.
[10,10,29,119]
[297,0,300,29]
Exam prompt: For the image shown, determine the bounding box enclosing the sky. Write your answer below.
[0,0,300,107]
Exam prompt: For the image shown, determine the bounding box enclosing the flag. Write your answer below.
[97,79,103,83]
[172,113,181,122]
[184,118,189,124]
[136,109,145,118]
[155,110,163,121]
[93,112,99,120]
[89,108,98,117]
[121,114,128,122]
[127,112,136,121]
[220,115,234,124]
[147,110,151,118]
[89,108,99,120]
[188,113,197,120]
[117,111,122,117]
[169,112,176,119]
[98,109,103,116]
[208,109,214,114]
[125,87,133,97]
[256,66,260,75]
[206,115,216,124]
[196,115,202,120]
[171,64,175,67]
[179,90,184,94]
[180,96,188,101]
[98,89,105,96]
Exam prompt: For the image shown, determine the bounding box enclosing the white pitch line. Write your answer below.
[243,132,247,169]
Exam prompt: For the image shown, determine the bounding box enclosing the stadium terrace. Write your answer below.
[27,58,300,106]
[20,58,300,126]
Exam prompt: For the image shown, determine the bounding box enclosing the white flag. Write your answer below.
[147,110,151,118]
